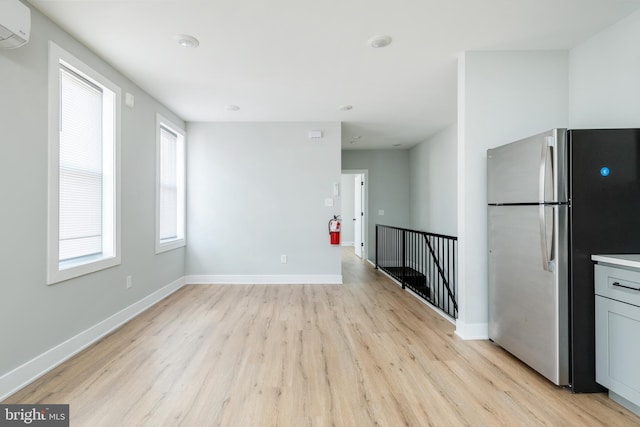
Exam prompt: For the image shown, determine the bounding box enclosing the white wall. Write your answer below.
[0,5,185,389]
[409,124,457,236]
[186,122,342,282]
[456,50,569,339]
[340,174,356,245]
[569,10,640,128]
[341,150,411,262]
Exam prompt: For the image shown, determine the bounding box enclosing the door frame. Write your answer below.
[342,169,369,261]
[353,174,363,258]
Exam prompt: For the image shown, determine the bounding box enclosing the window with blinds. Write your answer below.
[156,115,185,253]
[59,66,104,261]
[47,42,121,285]
[159,126,178,241]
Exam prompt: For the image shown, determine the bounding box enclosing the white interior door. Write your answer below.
[354,174,363,258]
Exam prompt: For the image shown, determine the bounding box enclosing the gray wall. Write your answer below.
[569,9,640,128]
[186,122,342,277]
[409,124,457,236]
[341,149,411,262]
[0,6,185,377]
[456,50,570,338]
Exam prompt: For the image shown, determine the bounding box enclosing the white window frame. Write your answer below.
[47,41,121,284]
[155,114,186,253]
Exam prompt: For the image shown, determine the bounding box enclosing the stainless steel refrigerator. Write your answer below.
[487,128,640,392]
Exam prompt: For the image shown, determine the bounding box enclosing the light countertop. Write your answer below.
[592,254,640,269]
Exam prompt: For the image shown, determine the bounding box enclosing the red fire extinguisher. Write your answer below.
[329,215,341,245]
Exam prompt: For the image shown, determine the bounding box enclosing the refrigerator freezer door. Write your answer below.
[487,129,567,204]
[488,204,569,385]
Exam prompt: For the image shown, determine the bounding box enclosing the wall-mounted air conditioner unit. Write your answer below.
[0,0,31,49]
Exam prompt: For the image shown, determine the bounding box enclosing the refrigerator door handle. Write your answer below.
[539,204,554,272]
[539,136,554,202]
[539,139,547,202]
[549,205,555,271]
[539,204,555,272]
[539,137,555,272]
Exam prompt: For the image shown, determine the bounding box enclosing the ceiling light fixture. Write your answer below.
[176,34,199,48]
[224,105,240,111]
[368,35,392,48]
[338,104,353,111]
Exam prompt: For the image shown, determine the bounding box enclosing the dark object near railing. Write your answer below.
[375,224,458,319]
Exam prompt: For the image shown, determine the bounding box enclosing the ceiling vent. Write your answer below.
[308,130,323,140]
[0,0,30,49]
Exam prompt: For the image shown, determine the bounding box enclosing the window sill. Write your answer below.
[47,254,121,285]
[156,238,186,254]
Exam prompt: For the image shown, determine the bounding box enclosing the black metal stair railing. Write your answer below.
[375,224,458,319]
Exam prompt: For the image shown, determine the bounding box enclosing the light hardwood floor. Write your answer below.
[5,248,640,426]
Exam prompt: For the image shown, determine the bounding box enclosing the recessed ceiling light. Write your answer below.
[224,105,240,111]
[368,35,392,48]
[338,105,353,111]
[176,34,199,48]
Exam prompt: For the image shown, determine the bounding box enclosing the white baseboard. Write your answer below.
[455,321,489,340]
[0,276,185,401]
[610,391,640,418]
[185,274,343,285]
[341,241,355,247]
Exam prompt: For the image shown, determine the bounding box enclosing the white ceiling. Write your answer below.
[28,0,640,150]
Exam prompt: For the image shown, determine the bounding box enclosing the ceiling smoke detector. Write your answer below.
[176,34,199,48]
[368,35,392,48]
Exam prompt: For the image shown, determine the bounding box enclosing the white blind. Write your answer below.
[58,66,103,262]
[159,126,178,241]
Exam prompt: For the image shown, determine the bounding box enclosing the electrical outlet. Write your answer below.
[126,275,133,289]
[281,255,287,264]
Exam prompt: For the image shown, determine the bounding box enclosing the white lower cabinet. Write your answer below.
[595,262,640,416]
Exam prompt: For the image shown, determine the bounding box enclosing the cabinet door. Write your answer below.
[595,295,640,405]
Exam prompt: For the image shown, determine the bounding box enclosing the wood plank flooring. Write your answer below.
[4,248,640,426]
